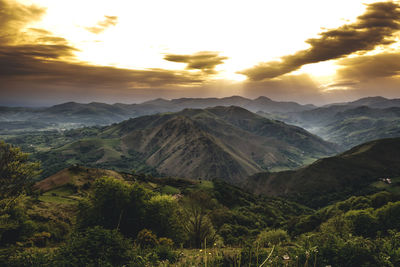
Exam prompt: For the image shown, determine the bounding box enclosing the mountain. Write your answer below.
[35,106,337,183]
[288,96,400,126]
[0,96,316,133]
[280,98,400,150]
[326,96,400,109]
[245,137,400,207]
[318,106,400,148]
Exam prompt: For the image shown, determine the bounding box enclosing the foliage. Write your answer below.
[256,229,290,247]
[77,176,151,238]
[145,194,186,244]
[180,190,216,248]
[135,229,158,248]
[77,176,187,245]
[0,141,40,200]
[6,247,55,267]
[55,226,134,267]
[2,141,400,266]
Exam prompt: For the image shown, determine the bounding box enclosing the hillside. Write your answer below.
[317,106,400,148]
[245,137,400,206]
[35,106,337,183]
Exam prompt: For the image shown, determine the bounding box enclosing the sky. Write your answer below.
[0,0,400,106]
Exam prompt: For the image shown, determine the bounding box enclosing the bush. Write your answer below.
[135,229,158,249]
[7,247,55,267]
[256,229,290,247]
[345,209,377,237]
[56,226,133,267]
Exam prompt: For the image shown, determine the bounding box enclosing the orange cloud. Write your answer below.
[85,15,118,34]
[164,51,228,74]
[239,1,400,81]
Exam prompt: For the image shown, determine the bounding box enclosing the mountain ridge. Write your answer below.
[244,137,400,206]
[35,106,338,183]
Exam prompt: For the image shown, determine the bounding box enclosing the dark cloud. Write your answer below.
[0,1,208,105]
[0,0,45,44]
[0,47,204,87]
[239,1,400,81]
[164,51,228,74]
[324,51,400,100]
[325,81,359,89]
[86,15,118,34]
[336,52,400,81]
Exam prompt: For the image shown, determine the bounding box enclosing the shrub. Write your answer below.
[256,229,290,247]
[135,229,158,249]
[56,226,133,267]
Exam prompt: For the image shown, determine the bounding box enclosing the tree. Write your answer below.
[180,190,216,248]
[0,141,40,201]
[0,142,41,245]
[56,226,133,266]
[77,176,152,238]
[145,194,186,244]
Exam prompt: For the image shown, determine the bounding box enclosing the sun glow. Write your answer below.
[18,0,381,81]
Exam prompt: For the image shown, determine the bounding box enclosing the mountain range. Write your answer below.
[35,106,337,183]
[274,97,400,149]
[0,96,315,133]
[2,96,400,152]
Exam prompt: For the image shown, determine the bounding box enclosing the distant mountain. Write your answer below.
[280,97,400,150]
[325,96,400,109]
[245,137,400,207]
[0,96,316,133]
[35,106,337,183]
[289,96,400,126]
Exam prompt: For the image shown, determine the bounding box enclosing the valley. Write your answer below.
[2,96,400,266]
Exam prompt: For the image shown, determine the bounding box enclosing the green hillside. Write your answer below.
[245,137,400,207]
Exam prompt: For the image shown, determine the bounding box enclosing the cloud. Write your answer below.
[322,51,400,100]
[240,74,326,104]
[0,47,204,87]
[0,0,45,44]
[336,52,400,81]
[239,1,400,81]
[0,1,210,105]
[164,51,228,74]
[86,15,118,34]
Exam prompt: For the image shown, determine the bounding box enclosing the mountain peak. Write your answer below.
[254,96,272,102]
[141,98,170,105]
[350,96,388,105]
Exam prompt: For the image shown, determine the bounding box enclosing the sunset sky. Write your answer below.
[1,0,400,106]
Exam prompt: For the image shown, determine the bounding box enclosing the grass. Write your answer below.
[197,180,214,190]
[161,185,180,195]
[371,177,400,193]
[39,186,78,204]
[269,166,292,172]
[300,156,318,166]
[175,247,242,266]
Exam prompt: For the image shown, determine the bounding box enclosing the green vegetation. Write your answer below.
[2,128,400,265]
[246,137,400,208]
